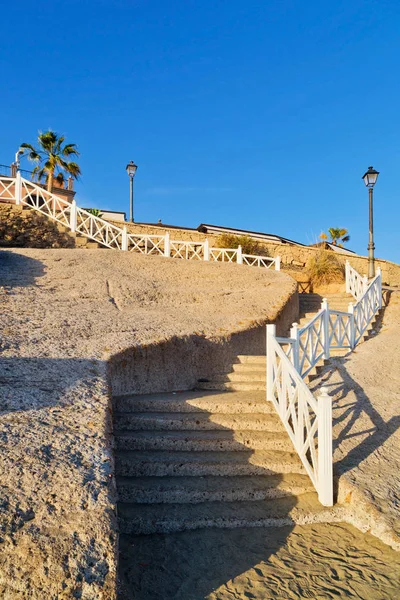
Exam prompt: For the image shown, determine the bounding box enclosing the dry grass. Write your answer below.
[306,250,345,286]
[216,233,270,256]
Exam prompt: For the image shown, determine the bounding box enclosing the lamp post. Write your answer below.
[126,160,138,222]
[362,166,379,279]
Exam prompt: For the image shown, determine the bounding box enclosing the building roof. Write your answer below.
[308,241,356,255]
[197,223,306,247]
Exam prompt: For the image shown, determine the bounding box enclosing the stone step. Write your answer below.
[115,449,305,478]
[116,473,315,504]
[196,381,266,392]
[118,493,343,534]
[231,363,265,373]
[114,390,274,414]
[114,429,293,452]
[114,411,283,432]
[224,371,266,383]
[235,355,265,364]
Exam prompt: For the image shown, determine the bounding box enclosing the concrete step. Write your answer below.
[235,355,265,364]
[114,390,274,414]
[116,473,315,504]
[224,371,266,383]
[196,381,266,392]
[114,411,283,432]
[114,429,294,452]
[115,449,305,478]
[118,493,343,534]
[231,363,265,373]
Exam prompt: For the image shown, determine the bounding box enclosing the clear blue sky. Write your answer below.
[2,1,399,262]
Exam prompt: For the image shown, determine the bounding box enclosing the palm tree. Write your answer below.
[320,228,350,247]
[19,131,81,192]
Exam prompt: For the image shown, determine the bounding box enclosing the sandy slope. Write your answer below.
[310,289,400,549]
[0,249,295,599]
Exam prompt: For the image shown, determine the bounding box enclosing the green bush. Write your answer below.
[216,233,269,256]
[306,251,345,286]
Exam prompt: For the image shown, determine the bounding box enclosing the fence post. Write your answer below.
[237,245,243,265]
[266,324,276,402]
[317,386,333,506]
[164,231,170,258]
[204,238,210,261]
[69,199,77,233]
[321,298,330,360]
[15,170,21,205]
[377,267,383,309]
[122,226,128,251]
[290,322,300,373]
[275,255,281,271]
[348,302,355,348]
[345,261,350,294]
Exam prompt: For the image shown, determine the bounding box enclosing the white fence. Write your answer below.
[267,263,383,505]
[267,325,333,506]
[0,173,280,270]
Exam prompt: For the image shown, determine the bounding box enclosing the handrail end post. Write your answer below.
[275,255,281,271]
[15,170,22,205]
[317,386,333,507]
[204,238,210,261]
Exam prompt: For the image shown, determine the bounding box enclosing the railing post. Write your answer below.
[69,199,77,233]
[290,322,300,373]
[321,298,330,360]
[377,267,382,309]
[164,231,171,257]
[345,260,350,294]
[237,245,243,265]
[204,238,210,261]
[15,170,21,205]
[266,324,276,402]
[122,226,128,251]
[348,302,356,348]
[317,386,333,506]
[275,255,281,271]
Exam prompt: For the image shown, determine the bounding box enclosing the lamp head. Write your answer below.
[362,166,379,188]
[126,160,138,178]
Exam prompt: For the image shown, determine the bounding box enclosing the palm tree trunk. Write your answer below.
[47,171,54,193]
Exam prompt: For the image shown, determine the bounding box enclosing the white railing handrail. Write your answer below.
[266,324,333,506]
[267,263,383,504]
[0,174,281,270]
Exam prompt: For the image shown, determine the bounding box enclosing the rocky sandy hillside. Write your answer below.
[0,249,296,599]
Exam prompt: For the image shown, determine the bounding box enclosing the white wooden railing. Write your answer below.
[266,263,383,505]
[267,325,333,506]
[0,173,281,270]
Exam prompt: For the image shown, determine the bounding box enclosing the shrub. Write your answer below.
[86,208,103,217]
[306,250,345,286]
[216,233,269,256]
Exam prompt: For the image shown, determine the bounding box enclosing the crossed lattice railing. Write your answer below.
[267,326,333,506]
[267,262,383,505]
[0,173,281,270]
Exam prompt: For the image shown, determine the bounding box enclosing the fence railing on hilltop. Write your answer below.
[0,173,281,270]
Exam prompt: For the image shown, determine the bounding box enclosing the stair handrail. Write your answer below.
[0,173,281,269]
[266,324,333,506]
[345,260,368,300]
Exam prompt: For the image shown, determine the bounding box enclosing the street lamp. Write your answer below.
[126,160,138,222]
[362,166,379,279]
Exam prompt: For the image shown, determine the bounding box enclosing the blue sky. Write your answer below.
[2,0,399,262]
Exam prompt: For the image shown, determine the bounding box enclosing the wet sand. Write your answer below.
[118,523,400,599]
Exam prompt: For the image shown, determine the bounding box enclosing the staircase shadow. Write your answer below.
[115,387,304,600]
[0,249,46,286]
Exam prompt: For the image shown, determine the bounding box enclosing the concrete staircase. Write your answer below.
[114,390,341,535]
